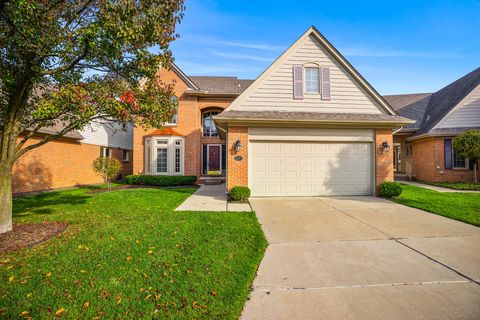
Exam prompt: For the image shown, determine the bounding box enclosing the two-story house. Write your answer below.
[132,64,253,183]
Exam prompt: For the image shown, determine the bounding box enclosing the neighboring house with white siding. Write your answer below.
[386,67,480,182]
[13,120,133,194]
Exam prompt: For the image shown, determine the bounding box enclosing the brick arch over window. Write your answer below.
[202,108,223,137]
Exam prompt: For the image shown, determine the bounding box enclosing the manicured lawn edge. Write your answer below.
[393,183,480,226]
[418,180,480,191]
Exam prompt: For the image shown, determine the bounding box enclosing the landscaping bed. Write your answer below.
[1,187,266,319]
[0,222,68,253]
[395,183,480,226]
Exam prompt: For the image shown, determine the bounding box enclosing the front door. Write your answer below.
[208,145,221,174]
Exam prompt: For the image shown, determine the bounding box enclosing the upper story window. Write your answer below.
[305,67,319,93]
[166,96,178,126]
[203,111,220,137]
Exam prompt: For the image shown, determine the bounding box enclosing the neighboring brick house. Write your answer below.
[132,64,253,183]
[386,67,480,182]
[13,121,134,194]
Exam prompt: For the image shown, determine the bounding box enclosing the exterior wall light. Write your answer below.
[382,141,390,153]
[234,139,243,153]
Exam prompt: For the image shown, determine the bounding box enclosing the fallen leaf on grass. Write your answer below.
[82,301,90,309]
[54,307,65,317]
[46,272,51,277]
[126,256,133,261]
[147,250,153,255]
[8,276,14,282]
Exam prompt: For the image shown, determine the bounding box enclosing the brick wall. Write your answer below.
[412,137,480,182]
[132,67,235,178]
[374,129,394,194]
[226,127,249,190]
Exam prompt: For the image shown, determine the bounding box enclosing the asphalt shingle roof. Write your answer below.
[383,67,480,136]
[189,76,253,94]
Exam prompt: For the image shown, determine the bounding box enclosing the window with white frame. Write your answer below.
[144,137,184,175]
[453,149,468,169]
[156,140,168,173]
[100,147,111,158]
[305,67,320,93]
[122,150,129,162]
[166,96,178,125]
[203,110,220,137]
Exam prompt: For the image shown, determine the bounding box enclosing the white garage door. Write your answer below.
[250,141,372,196]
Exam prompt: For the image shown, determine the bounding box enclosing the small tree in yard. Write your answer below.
[0,1,186,233]
[453,130,480,183]
[92,157,123,189]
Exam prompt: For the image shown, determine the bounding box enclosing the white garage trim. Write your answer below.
[248,131,375,196]
[249,127,374,142]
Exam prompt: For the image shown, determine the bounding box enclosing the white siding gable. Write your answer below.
[435,84,480,129]
[228,31,388,115]
[79,121,133,150]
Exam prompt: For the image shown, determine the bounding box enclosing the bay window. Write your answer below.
[144,137,184,175]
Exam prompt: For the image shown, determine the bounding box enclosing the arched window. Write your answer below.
[203,110,221,137]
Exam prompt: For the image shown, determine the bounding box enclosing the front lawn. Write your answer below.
[1,187,266,319]
[419,180,480,191]
[394,184,480,226]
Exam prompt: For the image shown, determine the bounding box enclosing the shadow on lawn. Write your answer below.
[13,191,91,217]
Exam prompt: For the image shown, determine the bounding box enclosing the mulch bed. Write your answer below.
[0,222,68,253]
[87,184,199,194]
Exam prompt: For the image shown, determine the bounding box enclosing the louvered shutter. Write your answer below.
[292,65,303,100]
[321,66,331,100]
[444,139,453,169]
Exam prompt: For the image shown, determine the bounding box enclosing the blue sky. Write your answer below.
[170,0,480,95]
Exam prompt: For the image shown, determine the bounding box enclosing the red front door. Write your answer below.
[208,145,221,173]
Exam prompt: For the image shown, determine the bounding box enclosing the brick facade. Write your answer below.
[132,68,235,178]
[411,137,479,182]
[374,129,394,193]
[226,127,249,190]
[13,137,132,194]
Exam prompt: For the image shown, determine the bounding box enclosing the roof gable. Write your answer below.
[416,67,480,135]
[225,26,396,115]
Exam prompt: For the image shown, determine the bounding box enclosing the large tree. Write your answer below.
[0,0,185,233]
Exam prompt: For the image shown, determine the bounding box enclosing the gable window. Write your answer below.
[203,111,220,137]
[305,67,319,93]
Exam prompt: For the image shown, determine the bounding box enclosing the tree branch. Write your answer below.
[40,39,90,75]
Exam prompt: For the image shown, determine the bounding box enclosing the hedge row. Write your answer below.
[125,175,197,187]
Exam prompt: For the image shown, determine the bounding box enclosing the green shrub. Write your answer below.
[379,181,402,198]
[125,175,197,187]
[92,157,123,189]
[229,186,251,202]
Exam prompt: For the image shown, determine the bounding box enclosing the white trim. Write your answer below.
[144,136,185,175]
[223,26,396,116]
[452,148,469,170]
[206,144,223,174]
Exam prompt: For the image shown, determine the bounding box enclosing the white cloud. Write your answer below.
[340,46,462,59]
[207,49,274,62]
[216,40,284,52]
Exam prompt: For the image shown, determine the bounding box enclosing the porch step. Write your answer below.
[394,173,415,181]
[198,176,225,185]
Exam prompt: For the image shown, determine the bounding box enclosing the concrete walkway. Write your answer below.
[175,183,251,212]
[242,196,480,320]
[399,180,480,193]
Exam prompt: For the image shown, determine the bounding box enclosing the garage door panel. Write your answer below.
[250,141,372,196]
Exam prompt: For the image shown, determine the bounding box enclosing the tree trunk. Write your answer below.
[0,163,13,233]
[474,162,478,183]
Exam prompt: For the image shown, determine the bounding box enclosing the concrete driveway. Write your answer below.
[242,197,480,320]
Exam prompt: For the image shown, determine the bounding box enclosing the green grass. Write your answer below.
[418,180,480,191]
[394,184,480,226]
[1,187,266,319]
